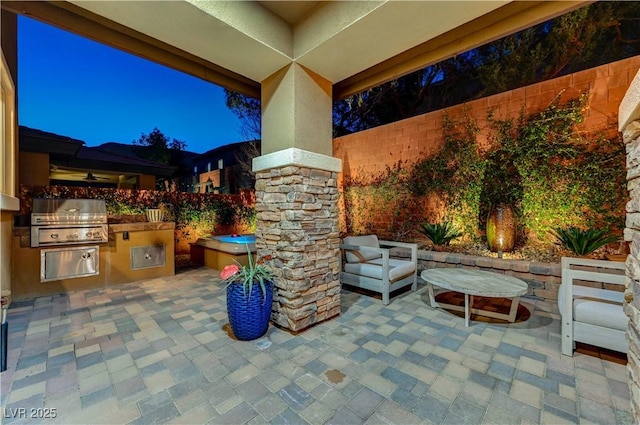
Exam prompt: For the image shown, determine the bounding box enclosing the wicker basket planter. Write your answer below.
[226,281,273,340]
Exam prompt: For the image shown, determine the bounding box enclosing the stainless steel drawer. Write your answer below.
[130,244,166,270]
[41,245,99,282]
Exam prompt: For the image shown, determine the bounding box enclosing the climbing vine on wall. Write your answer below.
[486,93,626,243]
[342,92,626,246]
[407,109,486,239]
[342,163,425,240]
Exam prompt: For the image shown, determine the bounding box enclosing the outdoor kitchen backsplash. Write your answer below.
[17,185,256,254]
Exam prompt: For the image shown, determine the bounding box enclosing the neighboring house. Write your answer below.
[19,126,176,189]
[91,141,199,190]
[19,126,257,194]
[180,140,259,194]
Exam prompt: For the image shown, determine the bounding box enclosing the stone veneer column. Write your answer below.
[620,70,640,422]
[253,148,342,332]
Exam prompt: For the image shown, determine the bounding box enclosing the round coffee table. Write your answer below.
[421,268,528,326]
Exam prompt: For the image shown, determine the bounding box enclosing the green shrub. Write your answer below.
[418,221,463,246]
[552,227,620,255]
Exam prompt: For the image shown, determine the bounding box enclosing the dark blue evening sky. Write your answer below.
[18,16,246,154]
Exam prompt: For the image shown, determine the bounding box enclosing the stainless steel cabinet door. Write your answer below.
[41,246,99,282]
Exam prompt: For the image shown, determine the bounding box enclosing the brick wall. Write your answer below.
[334,56,640,181]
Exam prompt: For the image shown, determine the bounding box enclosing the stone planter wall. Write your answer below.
[393,249,626,301]
[417,251,561,300]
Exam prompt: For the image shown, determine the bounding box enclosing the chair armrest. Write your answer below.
[340,244,389,255]
[379,240,417,248]
[560,256,626,318]
[572,286,624,303]
[339,244,390,264]
[379,240,418,263]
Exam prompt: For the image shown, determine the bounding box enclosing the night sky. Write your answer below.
[18,15,247,154]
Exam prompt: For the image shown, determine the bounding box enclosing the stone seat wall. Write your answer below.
[391,248,625,301]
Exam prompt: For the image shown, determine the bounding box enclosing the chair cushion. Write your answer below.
[343,235,382,263]
[558,284,627,331]
[344,258,415,281]
[573,299,627,331]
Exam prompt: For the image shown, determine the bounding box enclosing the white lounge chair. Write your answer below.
[340,235,418,305]
[558,257,628,356]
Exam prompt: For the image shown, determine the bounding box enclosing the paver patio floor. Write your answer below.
[0,267,633,424]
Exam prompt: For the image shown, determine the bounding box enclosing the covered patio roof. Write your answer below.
[2,1,587,100]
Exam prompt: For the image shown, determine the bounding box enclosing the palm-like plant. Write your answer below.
[552,227,620,255]
[418,221,463,246]
[220,244,272,301]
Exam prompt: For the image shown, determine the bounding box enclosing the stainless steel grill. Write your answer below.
[31,198,108,248]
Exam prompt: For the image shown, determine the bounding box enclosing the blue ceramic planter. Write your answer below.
[226,281,273,340]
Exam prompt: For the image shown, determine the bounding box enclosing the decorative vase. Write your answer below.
[226,281,273,340]
[146,208,164,222]
[486,204,516,252]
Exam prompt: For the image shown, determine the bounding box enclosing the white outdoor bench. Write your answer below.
[559,257,628,356]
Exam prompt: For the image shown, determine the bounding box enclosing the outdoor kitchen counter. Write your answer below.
[11,222,176,298]
[109,221,174,233]
[12,221,175,247]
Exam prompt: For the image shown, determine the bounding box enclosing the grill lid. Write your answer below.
[31,198,107,225]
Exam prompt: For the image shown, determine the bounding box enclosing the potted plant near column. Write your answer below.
[220,247,274,340]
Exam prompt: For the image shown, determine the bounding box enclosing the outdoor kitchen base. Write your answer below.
[11,222,175,298]
[41,245,99,282]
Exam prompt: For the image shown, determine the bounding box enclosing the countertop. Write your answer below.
[14,221,175,237]
[13,221,175,247]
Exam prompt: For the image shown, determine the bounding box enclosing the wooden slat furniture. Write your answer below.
[559,257,628,356]
[340,235,418,305]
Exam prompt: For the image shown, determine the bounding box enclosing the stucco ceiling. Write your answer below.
[65,1,511,83]
[4,1,586,98]
[258,1,324,25]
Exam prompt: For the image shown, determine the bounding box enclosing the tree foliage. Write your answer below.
[223,91,262,179]
[132,127,188,190]
[223,2,640,138]
[475,2,640,97]
[132,127,186,165]
[224,89,261,141]
[334,1,640,135]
